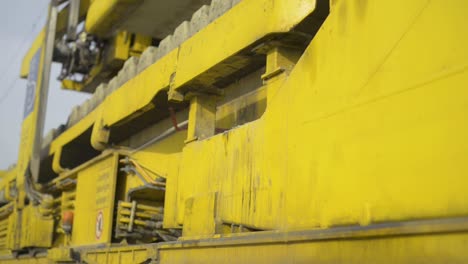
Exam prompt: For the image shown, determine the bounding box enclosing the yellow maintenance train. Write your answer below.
[0,0,467,263]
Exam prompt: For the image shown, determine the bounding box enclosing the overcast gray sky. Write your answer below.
[0,1,89,169]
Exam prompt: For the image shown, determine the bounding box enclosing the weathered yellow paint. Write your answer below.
[20,30,44,79]
[79,244,157,264]
[57,219,468,263]
[158,232,468,264]
[112,31,132,61]
[5,0,468,262]
[170,0,468,236]
[0,257,49,264]
[72,153,118,246]
[170,0,316,93]
[186,95,217,143]
[50,110,96,173]
[45,46,178,159]
[123,130,186,229]
[16,43,47,209]
[19,206,54,248]
[47,247,74,262]
[0,206,14,250]
[216,84,267,130]
[85,0,143,37]
[129,34,152,56]
[60,79,84,91]
[100,48,178,127]
[42,0,319,160]
[282,0,468,228]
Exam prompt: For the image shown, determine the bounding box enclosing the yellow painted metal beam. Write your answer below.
[85,0,143,37]
[45,0,319,159]
[169,0,317,95]
[99,0,318,127]
[0,257,49,264]
[158,232,468,264]
[50,111,96,173]
[65,217,468,263]
[20,30,45,79]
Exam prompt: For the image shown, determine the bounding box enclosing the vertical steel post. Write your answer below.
[67,0,81,41]
[30,1,58,182]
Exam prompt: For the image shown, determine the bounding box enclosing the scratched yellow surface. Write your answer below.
[4,0,468,262]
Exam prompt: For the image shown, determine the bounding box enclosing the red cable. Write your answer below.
[169,107,183,131]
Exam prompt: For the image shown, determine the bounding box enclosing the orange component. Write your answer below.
[62,211,74,233]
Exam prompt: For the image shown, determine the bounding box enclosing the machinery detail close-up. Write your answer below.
[0,0,467,263]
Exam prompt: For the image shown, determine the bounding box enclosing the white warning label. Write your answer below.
[95,210,104,240]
